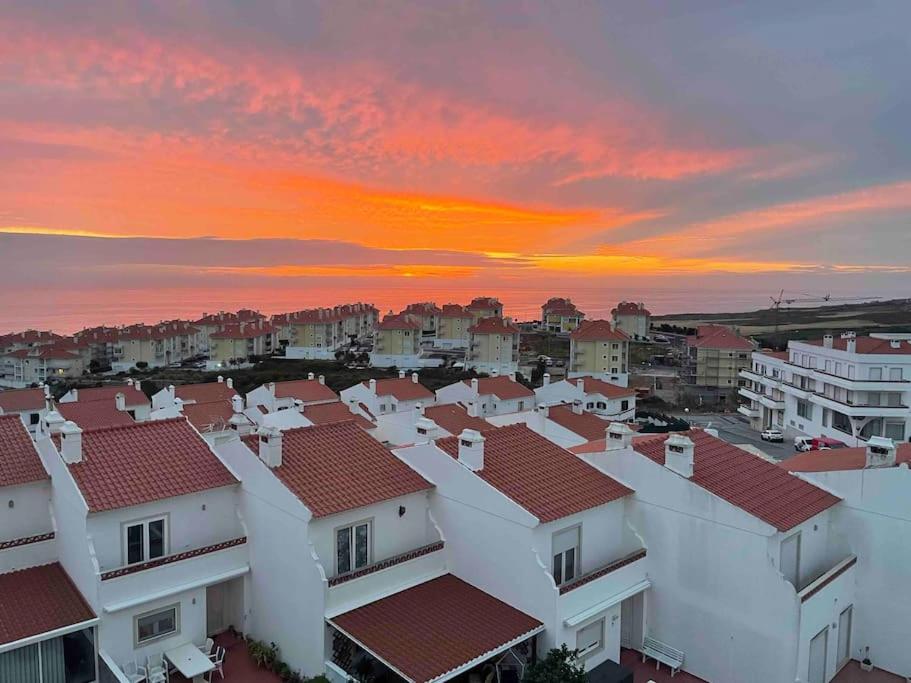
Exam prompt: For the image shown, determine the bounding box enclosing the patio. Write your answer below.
[167,632,282,683]
[831,660,906,683]
[619,648,708,683]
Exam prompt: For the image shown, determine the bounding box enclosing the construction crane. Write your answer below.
[768,290,882,333]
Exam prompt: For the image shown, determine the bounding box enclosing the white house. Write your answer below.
[60,379,152,422]
[580,427,849,683]
[34,416,249,679]
[535,374,636,421]
[741,333,911,445]
[782,438,911,679]
[245,375,339,415]
[369,401,493,447]
[0,385,49,434]
[339,372,435,419]
[435,374,535,417]
[486,403,614,450]
[395,424,648,675]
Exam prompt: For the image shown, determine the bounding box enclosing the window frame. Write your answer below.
[134,603,180,647]
[122,515,169,566]
[334,518,373,576]
[576,618,605,659]
[551,525,581,587]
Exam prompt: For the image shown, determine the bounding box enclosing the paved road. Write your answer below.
[676,412,795,461]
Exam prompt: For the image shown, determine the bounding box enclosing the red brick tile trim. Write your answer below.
[0,531,55,551]
[101,536,246,581]
[800,556,857,603]
[559,548,647,595]
[328,541,444,587]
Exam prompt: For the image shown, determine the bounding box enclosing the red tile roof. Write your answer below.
[423,404,494,436]
[574,376,636,399]
[0,563,96,646]
[687,325,754,351]
[633,430,840,531]
[570,319,629,342]
[403,302,442,316]
[440,304,472,318]
[69,385,150,406]
[67,418,238,512]
[803,336,911,355]
[466,297,503,311]
[437,424,632,522]
[181,400,237,432]
[302,401,376,431]
[57,401,135,431]
[612,301,651,317]
[757,349,790,360]
[546,405,611,441]
[330,574,542,683]
[196,309,265,326]
[0,414,48,488]
[242,421,431,517]
[469,317,520,335]
[271,379,338,404]
[365,378,434,402]
[210,322,276,339]
[174,381,238,403]
[781,443,911,473]
[0,387,45,413]
[542,297,582,316]
[463,376,534,400]
[376,313,422,331]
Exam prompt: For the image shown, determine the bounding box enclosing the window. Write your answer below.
[576,619,604,658]
[621,400,629,411]
[552,526,580,586]
[135,604,179,645]
[796,400,812,420]
[123,517,167,565]
[870,367,882,380]
[336,520,371,575]
[890,367,903,381]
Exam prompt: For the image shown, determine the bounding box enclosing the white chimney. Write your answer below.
[466,401,480,418]
[411,372,419,384]
[458,429,485,471]
[414,417,439,442]
[415,402,424,416]
[347,398,360,414]
[575,378,585,391]
[319,375,326,385]
[471,378,480,394]
[542,373,551,386]
[606,423,634,450]
[866,436,896,468]
[308,372,315,380]
[43,409,66,435]
[399,370,406,379]
[537,403,550,419]
[664,433,695,478]
[369,378,377,394]
[491,368,499,377]
[217,375,224,383]
[115,392,126,412]
[226,377,233,389]
[823,334,834,349]
[133,380,141,393]
[572,399,584,415]
[890,339,902,349]
[60,421,83,464]
[847,338,857,354]
[508,372,516,382]
[267,381,276,397]
[43,384,51,399]
[70,388,78,402]
[229,395,250,435]
[258,426,283,468]
[126,378,134,387]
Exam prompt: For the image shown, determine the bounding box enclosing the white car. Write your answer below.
[794,436,813,452]
[761,429,784,442]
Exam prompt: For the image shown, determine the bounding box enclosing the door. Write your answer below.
[808,627,828,683]
[620,592,644,651]
[206,583,226,635]
[780,533,801,587]
[837,606,853,670]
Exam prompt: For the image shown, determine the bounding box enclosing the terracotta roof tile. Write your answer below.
[423,404,494,436]
[181,400,238,432]
[633,430,840,531]
[57,401,135,431]
[0,387,45,413]
[546,405,611,441]
[67,418,238,512]
[174,381,238,403]
[0,563,96,646]
[68,385,150,406]
[468,317,520,335]
[687,325,754,350]
[437,424,632,522]
[462,376,534,400]
[570,319,629,342]
[573,376,636,399]
[803,336,911,355]
[302,401,376,431]
[0,414,48,488]
[376,313,422,331]
[781,443,911,473]
[440,304,472,318]
[364,378,434,402]
[612,301,651,317]
[466,297,503,311]
[242,421,431,517]
[330,574,542,683]
[542,297,582,316]
[273,379,339,404]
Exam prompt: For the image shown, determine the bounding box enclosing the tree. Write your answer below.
[523,645,587,683]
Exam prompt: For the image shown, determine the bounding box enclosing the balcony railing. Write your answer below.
[798,555,857,602]
[328,541,444,587]
[559,548,647,595]
[100,537,247,580]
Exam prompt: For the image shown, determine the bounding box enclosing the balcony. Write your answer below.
[738,404,759,419]
[559,549,649,627]
[809,393,910,418]
[810,368,911,393]
[325,541,447,617]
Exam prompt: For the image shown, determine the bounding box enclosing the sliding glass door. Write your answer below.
[0,628,96,683]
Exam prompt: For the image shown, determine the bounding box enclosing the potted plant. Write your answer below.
[860,646,873,672]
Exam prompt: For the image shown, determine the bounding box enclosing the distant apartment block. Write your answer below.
[402,302,442,339]
[207,320,276,370]
[436,304,474,349]
[278,303,378,360]
[467,317,521,375]
[569,320,630,387]
[465,296,504,323]
[684,324,754,390]
[540,297,584,334]
[370,313,423,369]
[611,301,651,340]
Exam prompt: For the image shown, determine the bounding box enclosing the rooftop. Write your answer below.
[612,301,651,317]
[466,296,502,311]
[0,563,95,647]
[272,379,338,404]
[570,319,629,342]
[542,297,582,316]
[209,322,277,339]
[633,430,840,531]
[462,376,534,400]
[572,376,636,399]
[546,405,611,441]
[243,421,432,518]
[181,400,238,432]
[801,335,911,355]
[423,404,494,436]
[440,304,472,318]
[57,400,135,431]
[0,387,45,413]
[67,384,150,406]
[436,424,632,522]
[174,381,238,404]
[687,325,754,351]
[376,313,422,331]
[302,401,376,431]
[67,418,238,512]
[781,443,911,473]
[468,317,520,335]
[363,377,434,402]
[329,574,542,683]
[0,414,48,488]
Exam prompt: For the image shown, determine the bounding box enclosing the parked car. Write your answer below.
[811,437,847,451]
[794,436,813,452]
[761,428,784,442]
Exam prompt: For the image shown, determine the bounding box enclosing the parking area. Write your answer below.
[678,412,794,461]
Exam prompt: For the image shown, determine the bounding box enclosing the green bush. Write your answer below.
[523,645,587,683]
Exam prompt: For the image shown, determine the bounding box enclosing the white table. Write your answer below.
[164,642,215,683]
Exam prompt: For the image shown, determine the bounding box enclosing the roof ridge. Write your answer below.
[71,415,185,435]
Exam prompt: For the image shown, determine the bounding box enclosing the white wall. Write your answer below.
[0,480,53,540]
[796,559,857,683]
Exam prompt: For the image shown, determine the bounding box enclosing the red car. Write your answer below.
[810,437,847,450]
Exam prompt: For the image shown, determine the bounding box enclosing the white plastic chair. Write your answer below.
[123,661,147,683]
[198,637,215,656]
[207,646,226,681]
[146,654,168,683]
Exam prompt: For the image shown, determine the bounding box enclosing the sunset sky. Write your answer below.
[2,2,910,331]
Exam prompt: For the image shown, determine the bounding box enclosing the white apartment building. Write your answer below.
[467,317,521,375]
[535,374,636,421]
[340,373,435,419]
[435,374,535,417]
[741,333,911,445]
